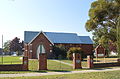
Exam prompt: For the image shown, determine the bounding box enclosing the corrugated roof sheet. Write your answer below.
[78,36,93,44]
[24,31,93,44]
[44,32,83,44]
[24,31,39,43]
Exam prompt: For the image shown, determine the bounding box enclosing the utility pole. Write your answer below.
[2,35,3,64]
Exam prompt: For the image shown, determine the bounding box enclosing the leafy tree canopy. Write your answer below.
[3,37,24,55]
[3,40,11,52]
[67,47,84,60]
[53,45,67,59]
[86,0,120,52]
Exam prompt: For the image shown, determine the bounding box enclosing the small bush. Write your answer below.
[53,45,67,59]
[67,47,84,60]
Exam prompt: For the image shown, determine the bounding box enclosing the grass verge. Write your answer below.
[0,70,120,79]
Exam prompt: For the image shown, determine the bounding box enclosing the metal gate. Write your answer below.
[29,59,39,71]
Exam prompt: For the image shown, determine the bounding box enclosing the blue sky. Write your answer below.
[0,0,95,48]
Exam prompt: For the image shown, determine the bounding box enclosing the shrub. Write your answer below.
[67,47,84,60]
[53,45,67,59]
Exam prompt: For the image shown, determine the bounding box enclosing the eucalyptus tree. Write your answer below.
[117,16,120,58]
[86,0,120,56]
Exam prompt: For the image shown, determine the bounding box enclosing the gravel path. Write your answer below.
[0,68,120,77]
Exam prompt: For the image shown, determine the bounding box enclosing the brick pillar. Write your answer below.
[117,59,120,64]
[73,53,82,69]
[22,57,29,71]
[39,54,47,70]
[87,55,94,69]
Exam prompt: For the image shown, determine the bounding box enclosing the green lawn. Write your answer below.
[29,59,73,71]
[28,59,38,71]
[48,59,72,71]
[60,59,88,67]
[0,56,22,64]
[60,60,72,64]
[0,70,120,79]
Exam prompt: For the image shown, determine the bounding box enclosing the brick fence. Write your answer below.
[93,62,120,68]
[87,55,120,68]
[93,59,120,68]
[0,57,28,71]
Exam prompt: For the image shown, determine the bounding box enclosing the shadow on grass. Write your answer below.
[30,69,71,73]
[30,70,48,73]
[92,67,113,70]
[48,69,71,72]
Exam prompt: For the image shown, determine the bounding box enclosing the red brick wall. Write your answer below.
[0,64,23,71]
[22,57,29,71]
[93,62,120,68]
[0,57,28,71]
[54,43,82,50]
[87,55,94,68]
[28,33,53,59]
[73,53,82,69]
[39,54,47,70]
[24,44,29,57]
[55,43,93,55]
[81,44,93,55]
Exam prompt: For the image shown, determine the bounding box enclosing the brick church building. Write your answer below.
[24,31,93,59]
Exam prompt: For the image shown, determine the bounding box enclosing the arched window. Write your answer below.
[37,44,45,58]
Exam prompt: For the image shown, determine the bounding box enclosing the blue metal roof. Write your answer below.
[44,32,83,44]
[24,31,93,44]
[78,36,93,44]
[24,31,39,43]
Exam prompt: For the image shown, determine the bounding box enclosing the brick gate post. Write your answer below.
[117,59,120,64]
[23,56,29,71]
[73,53,82,69]
[87,55,94,69]
[39,54,47,70]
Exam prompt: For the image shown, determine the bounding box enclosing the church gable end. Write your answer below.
[28,32,53,59]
